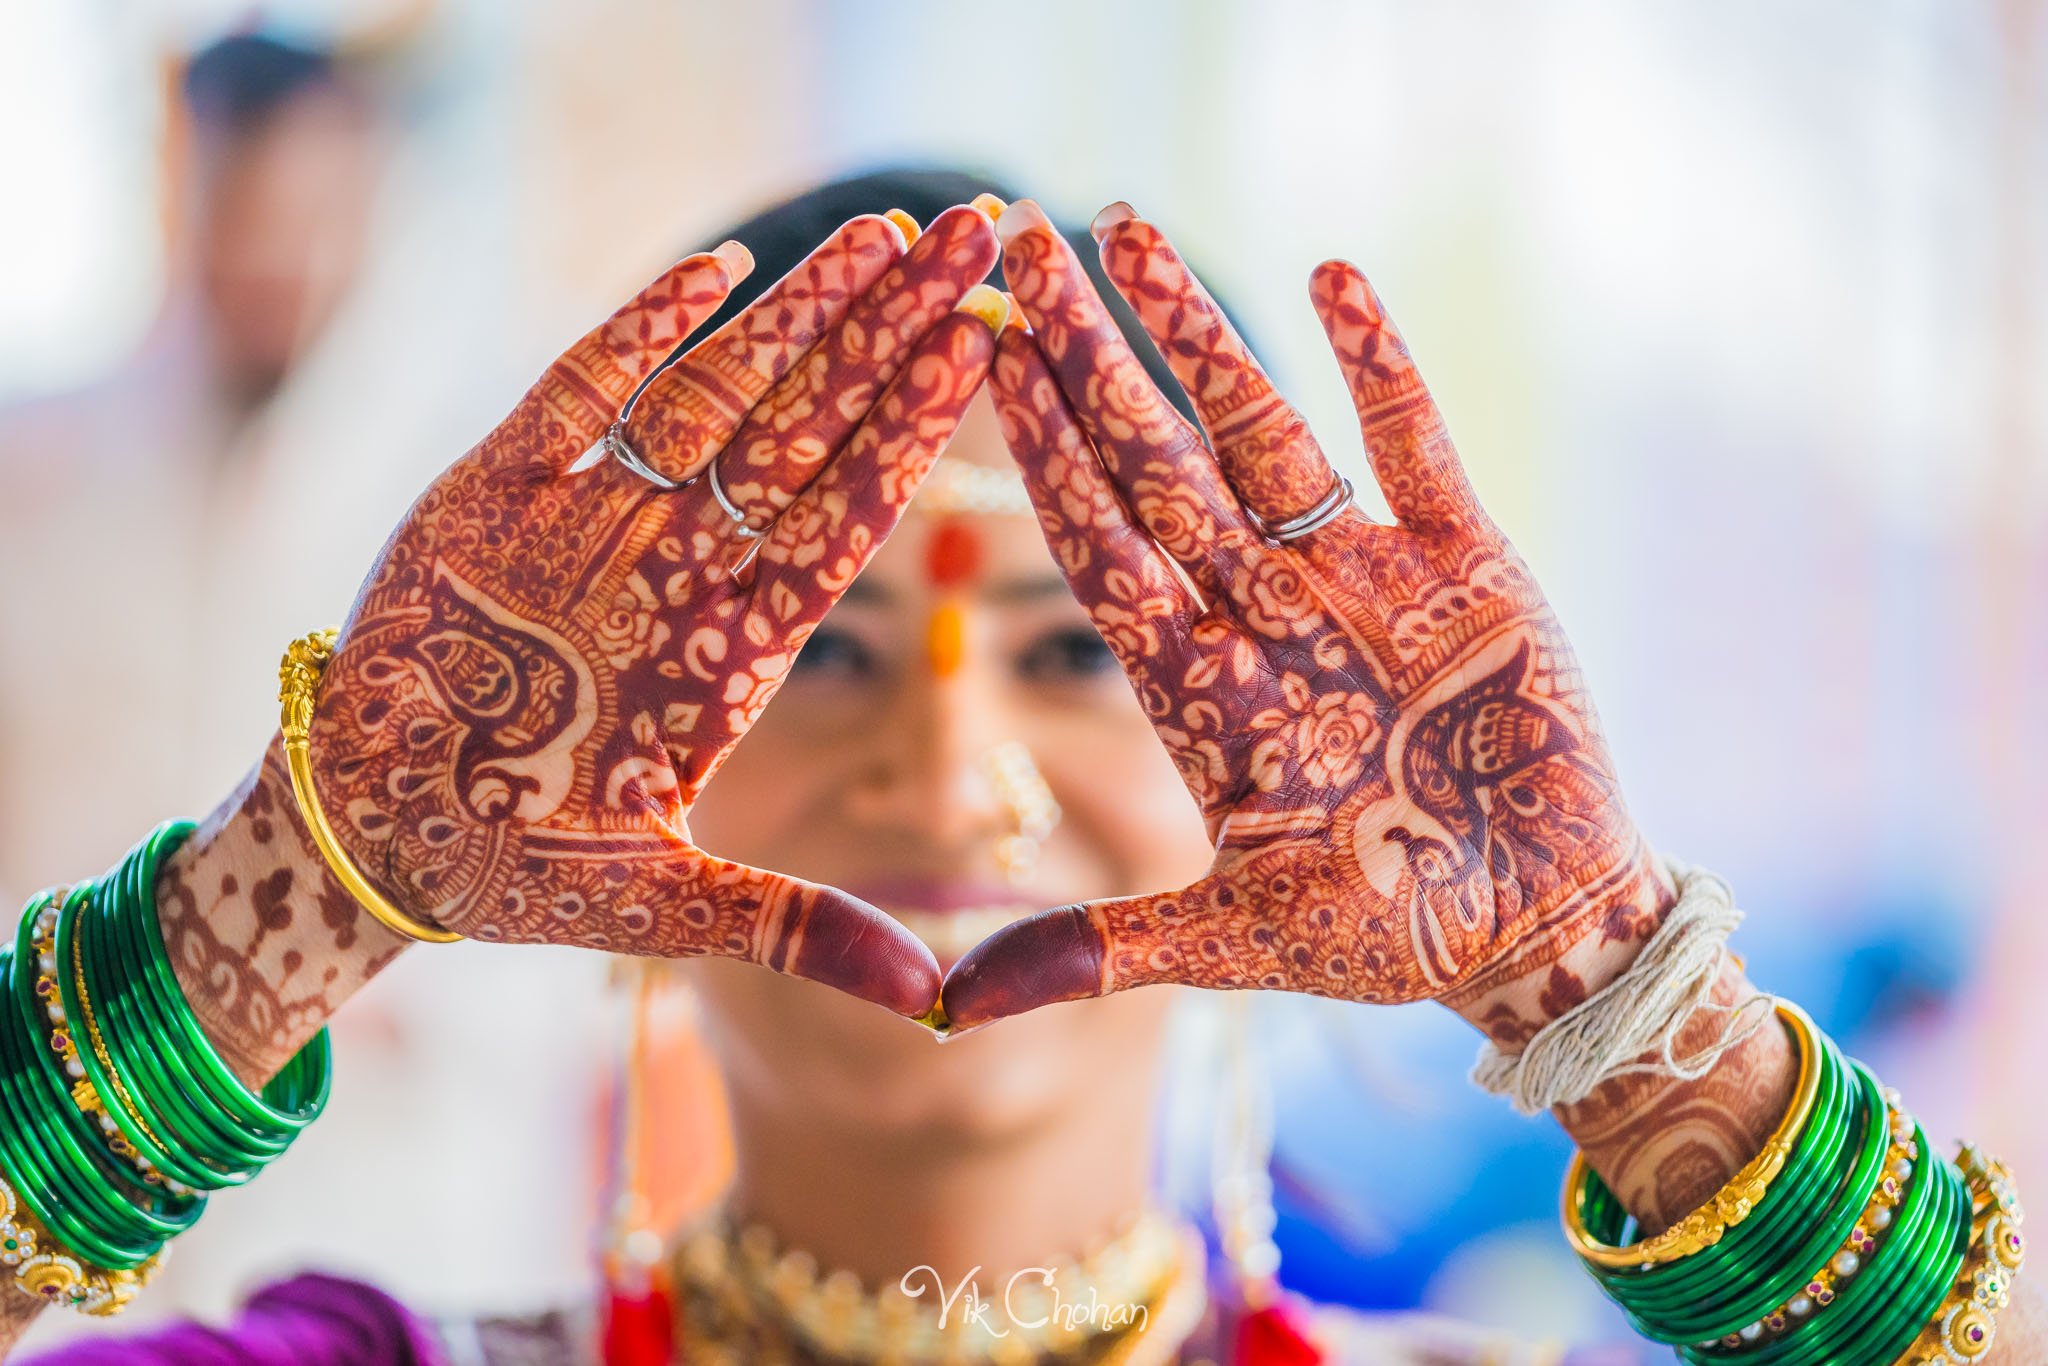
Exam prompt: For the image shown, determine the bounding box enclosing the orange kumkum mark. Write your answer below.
[923,517,982,679]
[925,600,967,678]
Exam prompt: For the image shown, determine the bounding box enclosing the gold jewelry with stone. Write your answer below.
[983,741,1061,885]
[0,1173,163,1316]
[28,890,188,1196]
[1563,1002,1821,1268]
[1893,1146,2024,1364]
[277,630,461,944]
[1714,1087,1918,1347]
[669,1207,1206,1365]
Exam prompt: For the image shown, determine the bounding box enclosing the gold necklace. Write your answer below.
[668,1208,1209,1365]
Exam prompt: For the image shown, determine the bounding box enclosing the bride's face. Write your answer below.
[685,392,1215,1141]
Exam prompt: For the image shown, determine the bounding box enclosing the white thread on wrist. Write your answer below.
[1470,859,1773,1116]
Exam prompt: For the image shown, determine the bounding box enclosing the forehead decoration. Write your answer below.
[913,458,1034,680]
[905,457,1036,520]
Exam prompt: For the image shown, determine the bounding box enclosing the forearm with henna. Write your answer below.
[158,738,410,1088]
[0,742,401,1359]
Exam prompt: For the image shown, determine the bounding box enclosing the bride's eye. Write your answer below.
[1015,627,1119,683]
[790,625,877,681]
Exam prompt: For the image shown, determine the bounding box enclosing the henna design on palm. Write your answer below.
[944,205,1665,1028]
[310,208,1000,1014]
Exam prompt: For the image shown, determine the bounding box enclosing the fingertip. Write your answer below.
[882,208,921,248]
[787,888,942,1018]
[1000,290,1030,333]
[938,905,1108,1030]
[1090,200,1138,242]
[995,197,1053,248]
[712,238,754,282]
[969,192,1008,222]
[954,283,1011,334]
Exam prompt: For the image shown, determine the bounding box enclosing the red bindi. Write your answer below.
[923,518,984,591]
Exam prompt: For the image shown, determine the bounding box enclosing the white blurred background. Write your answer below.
[0,1,2042,1358]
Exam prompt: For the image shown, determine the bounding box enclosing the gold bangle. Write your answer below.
[1892,1146,2025,1365]
[0,1173,163,1316]
[277,630,461,944]
[1561,1000,1820,1269]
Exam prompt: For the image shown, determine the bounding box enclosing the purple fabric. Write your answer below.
[20,1272,444,1365]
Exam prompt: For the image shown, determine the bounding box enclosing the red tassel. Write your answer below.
[601,1280,674,1366]
[1232,1298,1326,1366]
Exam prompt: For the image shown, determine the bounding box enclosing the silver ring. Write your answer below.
[1254,475,1354,542]
[706,460,766,539]
[599,421,680,491]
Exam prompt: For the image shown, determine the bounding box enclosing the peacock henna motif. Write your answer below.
[944,204,1669,1030]
[308,210,1001,1014]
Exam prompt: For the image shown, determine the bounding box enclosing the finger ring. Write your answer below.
[1253,475,1353,542]
[705,459,767,539]
[597,421,681,491]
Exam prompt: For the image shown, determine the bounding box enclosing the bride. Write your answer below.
[1,170,2032,1364]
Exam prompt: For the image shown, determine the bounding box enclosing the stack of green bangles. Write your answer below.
[0,821,332,1315]
[1562,1002,2017,1362]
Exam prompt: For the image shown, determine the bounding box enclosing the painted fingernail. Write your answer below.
[912,1000,952,1033]
[955,283,1011,333]
[1000,290,1029,332]
[883,208,921,247]
[970,192,1008,222]
[712,238,754,279]
[995,198,1052,247]
[1090,201,1137,241]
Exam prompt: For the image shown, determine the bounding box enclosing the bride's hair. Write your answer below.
[689,164,1258,427]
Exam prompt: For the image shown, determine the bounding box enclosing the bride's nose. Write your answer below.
[840,656,1011,848]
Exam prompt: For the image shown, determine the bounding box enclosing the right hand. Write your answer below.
[307,205,1000,1014]
[943,203,1663,1031]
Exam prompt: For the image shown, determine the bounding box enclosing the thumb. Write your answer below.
[651,848,941,1018]
[940,872,1237,1030]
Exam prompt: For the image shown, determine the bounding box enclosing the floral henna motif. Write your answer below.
[945,206,1668,1029]
[711,206,1001,524]
[310,214,1000,1014]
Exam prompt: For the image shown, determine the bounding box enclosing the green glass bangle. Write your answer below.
[98,880,318,1165]
[0,950,161,1269]
[2,912,190,1242]
[1786,1132,1962,1365]
[6,946,189,1249]
[110,823,288,1136]
[1613,1062,1891,1342]
[1838,1147,1971,1364]
[81,825,330,1179]
[81,886,290,1171]
[55,889,243,1192]
[98,823,330,1142]
[1581,1027,1855,1305]
[1582,1029,1855,1318]
[1709,1120,1951,1365]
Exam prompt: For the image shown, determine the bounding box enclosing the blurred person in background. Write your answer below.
[0,29,385,890]
[0,164,2036,1366]
[0,27,566,1343]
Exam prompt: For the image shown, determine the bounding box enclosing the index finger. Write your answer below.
[622,214,910,486]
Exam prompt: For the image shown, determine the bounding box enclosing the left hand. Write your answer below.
[942,202,1669,1030]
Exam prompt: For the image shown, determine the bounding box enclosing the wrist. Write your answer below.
[156,734,410,1085]
[1446,844,1802,1235]
[1445,836,1678,1046]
